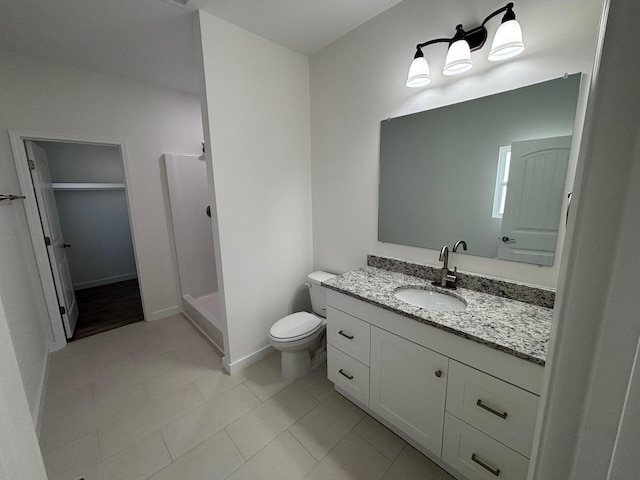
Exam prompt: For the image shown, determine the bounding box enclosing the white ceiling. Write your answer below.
[192,0,404,56]
[0,0,403,94]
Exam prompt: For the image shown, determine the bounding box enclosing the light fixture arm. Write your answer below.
[416,37,451,50]
[482,2,515,27]
[412,3,517,56]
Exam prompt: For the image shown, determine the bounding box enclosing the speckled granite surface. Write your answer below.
[323,267,552,366]
[368,254,555,308]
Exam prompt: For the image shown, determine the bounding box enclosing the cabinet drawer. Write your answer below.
[446,360,539,457]
[327,345,369,406]
[327,306,371,365]
[443,414,529,480]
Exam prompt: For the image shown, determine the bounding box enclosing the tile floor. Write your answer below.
[40,314,455,480]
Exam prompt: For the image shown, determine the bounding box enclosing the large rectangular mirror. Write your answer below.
[378,74,581,266]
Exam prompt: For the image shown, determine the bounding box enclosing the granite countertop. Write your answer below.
[322,266,552,366]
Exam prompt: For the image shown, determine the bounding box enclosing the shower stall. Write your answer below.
[163,154,224,353]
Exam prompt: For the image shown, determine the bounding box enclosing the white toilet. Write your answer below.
[269,271,336,379]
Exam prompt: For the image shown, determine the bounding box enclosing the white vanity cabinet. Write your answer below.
[370,326,448,456]
[326,290,544,480]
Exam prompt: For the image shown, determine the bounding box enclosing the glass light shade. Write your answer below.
[442,39,473,76]
[406,56,431,88]
[488,19,524,61]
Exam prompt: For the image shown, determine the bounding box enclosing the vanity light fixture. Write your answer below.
[406,2,524,87]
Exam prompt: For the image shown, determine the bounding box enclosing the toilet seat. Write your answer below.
[269,312,323,342]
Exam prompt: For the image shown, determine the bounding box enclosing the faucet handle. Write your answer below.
[444,266,458,287]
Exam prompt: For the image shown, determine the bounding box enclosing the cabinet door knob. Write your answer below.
[434,370,443,378]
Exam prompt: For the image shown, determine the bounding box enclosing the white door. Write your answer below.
[369,326,448,457]
[497,136,572,266]
[25,141,79,338]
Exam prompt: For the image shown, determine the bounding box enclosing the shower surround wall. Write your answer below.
[164,154,224,352]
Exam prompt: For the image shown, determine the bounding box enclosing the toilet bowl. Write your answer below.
[269,271,336,379]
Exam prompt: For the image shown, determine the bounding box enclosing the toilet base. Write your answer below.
[281,350,311,379]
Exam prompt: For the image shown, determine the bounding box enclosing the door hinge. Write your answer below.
[28,159,35,170]
[44,236,51,246]
[59,306,66,315]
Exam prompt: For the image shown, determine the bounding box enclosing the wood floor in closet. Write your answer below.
[71,279,144,341]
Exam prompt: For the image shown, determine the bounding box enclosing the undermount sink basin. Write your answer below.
[394,287,467,312]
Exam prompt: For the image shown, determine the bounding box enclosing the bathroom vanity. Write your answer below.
[323,261,552,480]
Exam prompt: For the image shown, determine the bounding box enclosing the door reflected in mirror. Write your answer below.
[378,74,582,266]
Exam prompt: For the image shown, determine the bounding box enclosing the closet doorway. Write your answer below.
[10,131,146,346]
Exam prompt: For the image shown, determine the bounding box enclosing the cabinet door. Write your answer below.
[370,326,448,456]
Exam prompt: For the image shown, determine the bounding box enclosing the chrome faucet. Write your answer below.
[435,246,457,288]
[439,245,449,270]
[453,240,468,252]
[434,241,467,288]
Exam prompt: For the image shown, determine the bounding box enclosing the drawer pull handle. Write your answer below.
[434,370,443,378]
[476,399,508,419]
[338,330,354,340]
[338,369,354,380]
[471,453,501,477]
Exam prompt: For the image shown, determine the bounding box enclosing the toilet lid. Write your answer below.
[270,312,323,340]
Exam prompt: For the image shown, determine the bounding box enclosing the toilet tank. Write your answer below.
[307,271,336,318]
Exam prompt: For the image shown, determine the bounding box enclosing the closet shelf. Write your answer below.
[51,183,125,191]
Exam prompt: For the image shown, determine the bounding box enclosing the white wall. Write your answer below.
[42,142,137,290]
[531,0,640,474]
[44,142,125,183]
[0,180,51,422]
[310,0,603,288]
[197,11,314,369]
[0,52,202,416]
[55,190,138,289]
[0,295,48,480]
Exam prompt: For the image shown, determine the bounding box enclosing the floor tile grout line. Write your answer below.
[157,385,262,464]
[287,425,324,462]
[379,452,395,479]
[191,380,207,403]
[158,427,175,464]
[224,425,250,462]
[46,378,152,435]
[224,387,319,462]
[44,374,287,469]
[95,387,206,462]
[351,417,406,463]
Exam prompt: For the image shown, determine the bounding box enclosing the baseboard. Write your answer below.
[48,338,67,353]
[147,305,182,322]
[33,342,52,437]
[73,273,138,291]
[223,344,274,375]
